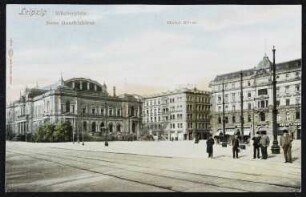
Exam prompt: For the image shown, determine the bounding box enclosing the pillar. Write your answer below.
[80,81,83,90]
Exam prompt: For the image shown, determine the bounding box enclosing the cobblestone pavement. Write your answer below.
[5,140,301,192]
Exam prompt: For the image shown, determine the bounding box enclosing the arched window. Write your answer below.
[109,123,113,133]
[92,122,96,132]
[100,122,105,132]
[232,116,236,123]
[75,81,80,90]
[90,83,94,91]
[260,112,265,121]
[116,124,121,132]
[218,117,221,124]
[66,101,70,112]
[132,122,136,133]
[130,106,135,116]
[83,122,87,132]
[248,114,251,122]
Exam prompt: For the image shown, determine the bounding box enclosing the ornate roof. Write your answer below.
[210,58,301,83]
[257,54,272,69]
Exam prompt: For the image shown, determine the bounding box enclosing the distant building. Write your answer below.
[142,88,211,141]
[6,77,143,141]
[209,56,301,141]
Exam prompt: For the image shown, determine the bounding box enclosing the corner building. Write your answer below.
[209,56,301,141]
[142,88,211,140]
[6,77,143,140]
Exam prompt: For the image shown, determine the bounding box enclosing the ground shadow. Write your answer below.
[267,154,276,158]
[212,155,225,159]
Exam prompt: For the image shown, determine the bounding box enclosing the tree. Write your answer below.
[33,124,55,142]
[33,122,72,142]
[53,121,73,142]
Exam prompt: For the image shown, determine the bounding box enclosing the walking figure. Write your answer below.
[280,129,293,163]
[252,132,261,159]
[232,135,240,159]
[259,130,270,159]
[206,135,214,158]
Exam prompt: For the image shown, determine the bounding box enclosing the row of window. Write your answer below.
[215,71,300,91]
[187,122,208,129]
[217,97,301,112]
[187,96,210,103]
[217,84,300,104]
[170,123,183,129]
[187,104,210,111]
[144,95,210,107]
[217,111,300,124]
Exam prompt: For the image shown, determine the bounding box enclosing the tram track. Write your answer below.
[7,147,300,192]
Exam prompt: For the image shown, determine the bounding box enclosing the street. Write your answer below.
[6,140,301,192]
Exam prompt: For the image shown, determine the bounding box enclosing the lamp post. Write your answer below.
[240,71,244,143]
[271,46,280,154]
[81,112,84,146]
[221,81,227,147]
[252,71,257,138]
[73,129,75,144]
[104,102,108,146]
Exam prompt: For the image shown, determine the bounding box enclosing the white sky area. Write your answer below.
[6,5,301,102]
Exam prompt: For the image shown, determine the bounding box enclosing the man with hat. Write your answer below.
[280,129,293,163]
[252,131,261,159]
[206,134,215,158]
[259,130,270,159]
[232,135,240,159]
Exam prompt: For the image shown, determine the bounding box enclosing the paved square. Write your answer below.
[6,140,301,192]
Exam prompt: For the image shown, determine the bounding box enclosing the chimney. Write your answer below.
[113,86,116,97]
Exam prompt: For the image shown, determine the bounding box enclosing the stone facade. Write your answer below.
[209,56,301,141]
[6,77,143,141]
[142,88,211,141]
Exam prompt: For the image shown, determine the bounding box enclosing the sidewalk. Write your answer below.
[18,139,301,166]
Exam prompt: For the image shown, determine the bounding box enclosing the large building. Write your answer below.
[6,77,143,141]
[142,88,211,141]
[209,56,301,142]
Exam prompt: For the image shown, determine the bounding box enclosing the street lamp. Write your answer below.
[271,46,280,154]
[80,111,84,146]
[104,102,109,146]
[221,81,227,147]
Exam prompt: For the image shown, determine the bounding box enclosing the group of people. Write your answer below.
[252,131,270,159]
[205,129,293,163]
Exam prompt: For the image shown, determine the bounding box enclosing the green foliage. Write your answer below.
[53,121,72,142]
[34,121,72,142]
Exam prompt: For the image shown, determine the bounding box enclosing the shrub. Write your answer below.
[34,121,72,142]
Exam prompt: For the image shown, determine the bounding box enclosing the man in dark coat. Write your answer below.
[280,129,293,163]
[232,135,240,159]
[252,132,261,159]
[206,135,214,158]
[259,130,270,159]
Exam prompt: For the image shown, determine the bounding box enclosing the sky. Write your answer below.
[6,5,301,102]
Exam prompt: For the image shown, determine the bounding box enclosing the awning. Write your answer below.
[278,127,289,131]
[225,128,235,135]
[243,128,251,136]
[215,130,223,136]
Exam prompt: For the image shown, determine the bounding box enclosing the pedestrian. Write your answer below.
[280,129,293,163]
[206,135,214,158]
[259,131,270,159]
[232,135,240,159]
[252,132,261,159]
